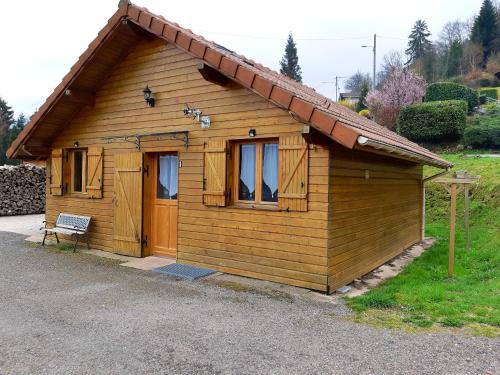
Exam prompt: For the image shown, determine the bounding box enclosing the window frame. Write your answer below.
[232,139,279,208]
[68,148,88,195]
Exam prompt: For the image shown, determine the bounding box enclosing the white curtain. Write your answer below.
[158,155,178,199]
[262,143,278,201]
[239,144,256,199]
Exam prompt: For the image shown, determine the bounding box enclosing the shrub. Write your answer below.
[338,99,355,110]
[397,100,467,143]
[480,88,498,100]
[464,116,500,149]
[358,109,370,118]
[483,103,500,114]
[425,82,479,113]
[479,94,487,105]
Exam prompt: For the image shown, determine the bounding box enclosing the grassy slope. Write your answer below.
[347,152,500,336]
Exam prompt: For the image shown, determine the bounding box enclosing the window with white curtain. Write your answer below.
[157,154,178,199]
[235,141,278,205]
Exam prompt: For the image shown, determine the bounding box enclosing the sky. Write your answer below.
[0,0,484,118]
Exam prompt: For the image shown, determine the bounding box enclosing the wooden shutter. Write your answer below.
[50,148,63,196]
[203,140,227,207]
[278,135,309,212]
[113,152,143,257]
[86,146,103,198]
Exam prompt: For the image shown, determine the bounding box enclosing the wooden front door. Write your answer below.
[113,152,143,257]
[149,153,178,258]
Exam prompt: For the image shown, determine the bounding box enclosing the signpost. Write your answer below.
[433,171,480,278]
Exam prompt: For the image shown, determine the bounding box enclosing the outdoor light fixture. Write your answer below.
[183,104,202,121]
[73,141,79,148]
[143,85,155,107]
[248,129,256,137]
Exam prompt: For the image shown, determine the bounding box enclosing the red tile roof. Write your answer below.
[7,2,451,168]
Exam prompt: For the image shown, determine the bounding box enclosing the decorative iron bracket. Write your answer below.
[102,131,189,150]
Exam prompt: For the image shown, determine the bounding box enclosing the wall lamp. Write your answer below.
[73,141,79,148]
[248,129,256,137]
[143,85,155,107]
[183,104,211,128]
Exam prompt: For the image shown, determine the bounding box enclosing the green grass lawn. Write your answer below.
[347,152,500,336]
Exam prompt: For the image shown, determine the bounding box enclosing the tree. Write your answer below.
[377,50,404,88]
[279,33,302,82]
[366,69,427,129]
[439,20,469,48]
[470,0,498,66]
[405,20,433,65]
[0,113,27,166]
[355,81,370,112]
[344,72,371,93]
[447,39,464,77]
[462,42,484,72]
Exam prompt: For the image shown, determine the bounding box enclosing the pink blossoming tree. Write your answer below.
[366,69,427,129]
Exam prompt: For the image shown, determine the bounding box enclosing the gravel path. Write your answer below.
[0,231,498,375]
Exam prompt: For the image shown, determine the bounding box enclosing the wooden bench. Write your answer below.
[41,213,91,252]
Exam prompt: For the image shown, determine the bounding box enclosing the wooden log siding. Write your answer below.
[327,144,423,291]
[45,38,330,291]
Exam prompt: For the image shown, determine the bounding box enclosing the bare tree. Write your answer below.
[377,50,404,87]
[462,42,484,71]
[344,72,372,93]
[438,20,469,48]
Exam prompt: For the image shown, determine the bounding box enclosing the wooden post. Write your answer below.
[464,186,470,251]
[448,183,457,278]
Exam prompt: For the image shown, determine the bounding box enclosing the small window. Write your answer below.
[234,140,278,205]
[69,149,88,193]
[157,154,178,200]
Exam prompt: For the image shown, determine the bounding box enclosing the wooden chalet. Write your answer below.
[8,2,451,293]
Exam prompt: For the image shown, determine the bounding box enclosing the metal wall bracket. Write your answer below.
[102,131,189,150]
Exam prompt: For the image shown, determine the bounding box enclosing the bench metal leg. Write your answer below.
[42,231,48,246]
[55,233,60,244]
[73,233,79,253]
[42,231,59,246]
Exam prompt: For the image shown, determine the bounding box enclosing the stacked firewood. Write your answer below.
[0,164,46,216]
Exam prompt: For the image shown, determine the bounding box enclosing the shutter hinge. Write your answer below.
[203,178,206,191]
[143,165,149,177]
[225,189,231,200]
[226,146,231,159]
[141,236,148,247]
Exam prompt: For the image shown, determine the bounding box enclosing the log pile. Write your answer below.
[0,164,46,216]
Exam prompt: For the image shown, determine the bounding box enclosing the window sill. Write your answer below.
[230,203,281,211]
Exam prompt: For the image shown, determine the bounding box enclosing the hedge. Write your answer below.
[397,100,467,143]
[464,116,500,149]
[425,82,479,113]
[480,88,499,100]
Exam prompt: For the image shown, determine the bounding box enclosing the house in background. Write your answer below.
[338,92,361,105]
[8,1,451,293]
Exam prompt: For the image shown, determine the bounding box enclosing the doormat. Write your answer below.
[152,263,216,280]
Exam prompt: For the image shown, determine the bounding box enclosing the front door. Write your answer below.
[150,153,178,258]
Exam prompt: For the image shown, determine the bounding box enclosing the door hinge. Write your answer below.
[141,236,148,247]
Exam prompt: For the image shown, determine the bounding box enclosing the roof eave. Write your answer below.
[356,136,452,169]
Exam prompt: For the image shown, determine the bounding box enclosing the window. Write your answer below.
[69,149,88,193]
[157,154,178,200]
[234,140,278,205]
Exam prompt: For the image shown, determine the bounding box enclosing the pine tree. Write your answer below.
[0,112,27,166]
[471,0,498,66]
[355,81,370,112]
[405,20,433,65]
[279,33,302,82]
[447,39,463,77]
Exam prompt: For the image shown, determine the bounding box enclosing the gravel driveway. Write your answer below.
[0,231,498,375]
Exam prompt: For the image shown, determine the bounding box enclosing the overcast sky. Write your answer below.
[0,0,484,118]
